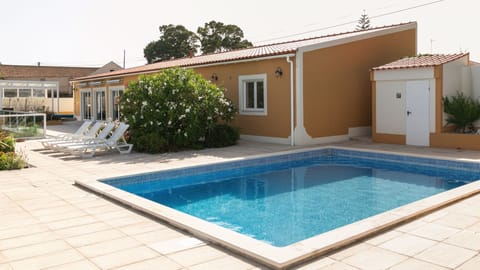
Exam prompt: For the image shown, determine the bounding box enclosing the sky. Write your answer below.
[1,0,478,68]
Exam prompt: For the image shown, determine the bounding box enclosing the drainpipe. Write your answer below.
[287,56,294,146]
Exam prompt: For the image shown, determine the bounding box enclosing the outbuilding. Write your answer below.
[371,53,480,149]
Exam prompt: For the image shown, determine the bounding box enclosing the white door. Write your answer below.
[406,80,430,146]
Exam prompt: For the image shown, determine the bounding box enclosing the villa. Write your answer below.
[72,22,417,146]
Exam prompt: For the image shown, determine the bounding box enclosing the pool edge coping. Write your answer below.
[75,145,480,269]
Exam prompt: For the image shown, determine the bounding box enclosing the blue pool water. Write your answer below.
[105,149,480,247]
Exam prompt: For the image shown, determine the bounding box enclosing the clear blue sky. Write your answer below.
[0,0,477,68]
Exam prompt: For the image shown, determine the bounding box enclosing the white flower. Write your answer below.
[184,132,188,137]
[168,120,171,125]
[185,108,190,113]
[179,114,185,120]
[142,101,148,106]
[207,116,212,120]
[150,121,153,126]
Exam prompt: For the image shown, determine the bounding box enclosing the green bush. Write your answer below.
[0,131,15,153]
[131,132,168,153]
[443,92,480,133]
[120,68,237,152]
[0,152,25,170]
[204,124,240,148]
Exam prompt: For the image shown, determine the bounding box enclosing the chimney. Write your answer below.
[37,62,41,66]
[189,51,193,58]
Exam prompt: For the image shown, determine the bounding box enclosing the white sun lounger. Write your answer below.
[41,120,93,148]
[42,121,106,150]
[51,121,116,150]
[61,122,132,158]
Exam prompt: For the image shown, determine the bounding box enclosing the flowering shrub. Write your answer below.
[120,68,236,152]
[0,130,26,170]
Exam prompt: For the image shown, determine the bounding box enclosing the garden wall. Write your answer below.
[430,132,480,150]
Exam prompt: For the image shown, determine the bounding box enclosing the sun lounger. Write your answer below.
[51,121,116,150]
[41,120,93,148]
[61,122,132,158]
[42,121,107,150]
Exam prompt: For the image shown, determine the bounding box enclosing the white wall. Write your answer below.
[443,56,470,97]
[376,81,406,135]
[472,65,480,100]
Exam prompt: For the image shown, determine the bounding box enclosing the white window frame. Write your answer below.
[93,87,106,121]
[238,74,267,116]
[80,89,92,120]
[109,86,125,121]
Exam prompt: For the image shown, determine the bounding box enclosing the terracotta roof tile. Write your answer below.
[372,53,469,70]
[75,22,417,81]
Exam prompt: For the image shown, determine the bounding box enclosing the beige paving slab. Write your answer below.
[113,257,183,270]
[132,228,187,245]
[2,240,71,261]
[186,255,257,270]
[432,213,479,229]
[52,222,112,238]
[150,236,205,255]
[457,255,480,270]
[365,230,403,246]
[43,259,100,270]
[117,221,170,235]
[293,257,336,270]
[0,231,57,250]
[328,243,373,261]
[468,221,480,232]
[47,215,100,230]
[316,261,359,270]
[388,257,449,270]
[65,229,125,247]
[8,249,84,270]
[341,246,407,270]
[415,242,477,269]
[90,246,159,269]
[0,264,12,270]
[410,222,461,241]
[77,236,142,258]
[0,224,50,240]
[379,233,437,256]
[445,230,480,251]
[167,245,227,267]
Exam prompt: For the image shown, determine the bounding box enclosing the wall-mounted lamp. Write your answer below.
[275,67,283,77]
[211,73,218,82]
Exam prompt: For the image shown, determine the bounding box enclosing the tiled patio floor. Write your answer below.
[1,121,480,269]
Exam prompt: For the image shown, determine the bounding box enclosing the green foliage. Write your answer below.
[130,133,168,153]
[0,152,25,170]
[204,124,240,148]
[197,21,253,54]
[0,131,15,153]
[120,68,237,153]
[356,11,371,30]
[0,130,25,170]
[443,92,480,132]
[144,24,199,64]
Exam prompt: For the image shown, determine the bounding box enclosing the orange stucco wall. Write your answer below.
[303,28,416,138]
[193,58,293,138]
[74,58,294,138]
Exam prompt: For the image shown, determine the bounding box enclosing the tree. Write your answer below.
[443,92,480,133]
[143,24,198,64]
[356,11,371,30]
[197,21,252,54]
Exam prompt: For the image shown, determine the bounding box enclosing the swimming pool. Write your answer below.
[78,147,480,269]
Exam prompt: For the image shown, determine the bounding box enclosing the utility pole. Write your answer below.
[123,50,126,69]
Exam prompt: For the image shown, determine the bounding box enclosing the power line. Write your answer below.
[254,0,445,44]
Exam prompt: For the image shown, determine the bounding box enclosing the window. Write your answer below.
[238,74,267,115]
[109,86,124,121]
[4,89,17,98]
[19,89,31,97]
